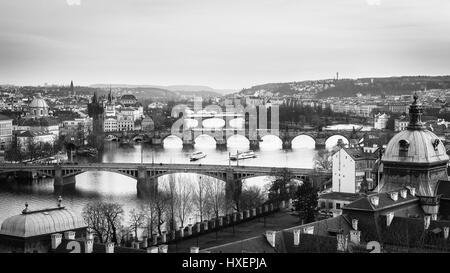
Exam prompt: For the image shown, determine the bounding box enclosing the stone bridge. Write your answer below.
[0,163,331,198]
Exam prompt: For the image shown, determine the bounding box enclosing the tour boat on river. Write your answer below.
[230,150,257,161]
[190,151,207,161]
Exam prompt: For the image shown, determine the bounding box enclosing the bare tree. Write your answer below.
[240,184,266,211]
[175,178,193,228]
[313,149,333,171]
[205,178,226,220]
[163,174,177,231]
[128,208,145,240]
[193,175,209,222]
[82,201,124,244]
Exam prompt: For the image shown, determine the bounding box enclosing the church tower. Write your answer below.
[88,92,104,149]
[70,81,75,96]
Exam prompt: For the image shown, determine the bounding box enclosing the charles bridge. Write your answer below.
[0,163,331,198]
[105,128,367,149]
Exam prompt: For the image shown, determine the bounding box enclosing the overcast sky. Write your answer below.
[1,0,450,89]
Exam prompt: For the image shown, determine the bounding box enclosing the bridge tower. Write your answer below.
[87,92,104,149]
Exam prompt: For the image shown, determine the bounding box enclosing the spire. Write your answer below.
[407,93,425,130]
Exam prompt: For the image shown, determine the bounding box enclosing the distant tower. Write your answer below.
[70,81,75,96]
[88,92,104,149]
[336,72,339,81]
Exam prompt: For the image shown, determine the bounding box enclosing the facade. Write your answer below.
[16,130,56,150]
[16,117,60,137]
[117,114,134,131]
[0,114,13,152]
[60,118,92,145]
[332,148,378,194]
[394,117,409,131]
[374,113,390,129]
[120,94,138,106]
[104,117,118,132]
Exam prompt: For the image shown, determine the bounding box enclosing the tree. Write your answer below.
[82,201,124,244]
[313,149,333,171]
[175,178,193,228]
[205,178,226,220]
[239,184,266,211]
[267,168,296,203]
[193,175,209,222]
[128,208,145,240]
[163,174,177,231]
[293,181,318,224]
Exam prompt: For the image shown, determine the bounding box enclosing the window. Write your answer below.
[328,202,333,209]
[399,139,409,157]
[320,202,325,208]
[336,203,341,209]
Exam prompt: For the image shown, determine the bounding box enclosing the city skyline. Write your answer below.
[1,0,450,89]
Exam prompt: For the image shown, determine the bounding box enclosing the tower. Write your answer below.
[70,81,75,96]
[88,92,104,149]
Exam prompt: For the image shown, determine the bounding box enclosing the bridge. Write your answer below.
[105,128,367,149]
[0,163,331,198]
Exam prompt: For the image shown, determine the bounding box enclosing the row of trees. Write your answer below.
[82,170,319,245]
[5,136,64,162]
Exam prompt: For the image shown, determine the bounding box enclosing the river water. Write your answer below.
[0,125,356,228]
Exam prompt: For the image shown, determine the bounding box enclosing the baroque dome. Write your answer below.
[383,129,448,164]
[382,94,449,165]
[29,93,48,109]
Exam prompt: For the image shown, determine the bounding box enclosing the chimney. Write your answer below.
[371,196,379,206]
[424,215,431,230]
[64,231,76,240]
[350,230,361,245]
[161,231,167,243]
[142,236,148,248]
[352,219,358,231]
[386,212,394,227]
[303,226,314,234]
[147,246,158,253]
[85,239,93,253]
[158,244,168,253]
[390,192,398,201]
[400,189,407,199]
[410,187,416,196]
[293,229,301,246]
[187,224,193,235]
[432,213,438,221]
[86,232,94,241]
[105,242,114,253]
[265,230,276,248]
[336,234,348,252]
[132,241,140,249]
[51,233,63,249]
[190,246,200,253]
[444,227,449,239]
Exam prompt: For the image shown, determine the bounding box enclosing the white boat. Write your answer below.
[230,150,256,161]
[190,151,207,161]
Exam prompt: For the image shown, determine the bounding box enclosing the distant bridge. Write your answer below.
[104,128,367,149]
[0,163,331,197]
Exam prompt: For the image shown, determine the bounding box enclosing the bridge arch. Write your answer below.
[260,135,282,150]
[163,135,183,148]
[194,134,217,148]
[292,135,316,149]
[325,134,349,149]
[227,134,249,149]
[105,135,119,141]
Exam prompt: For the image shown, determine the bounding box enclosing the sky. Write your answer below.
[0,0,450,90]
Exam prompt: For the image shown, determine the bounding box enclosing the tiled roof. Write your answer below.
[0,114,12,121]
[318,192,364,202]
[343,188,418,212]
[436,180,450,200]
[52,239,147,253]
[343,148,378,161]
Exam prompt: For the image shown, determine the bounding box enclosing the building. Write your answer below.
[16,117,60,137]
[394,116,409,131]
[141,117,154,132]
[28,93,49,117]
[117,114,134,131]
[374,113,390,130]
[120,94,138,106]
[16,130,56,151]
[60,117,92,145]
[332,148,378,194]
[0,114,13,152]
[0,202,87,253]
[104,117,118,132]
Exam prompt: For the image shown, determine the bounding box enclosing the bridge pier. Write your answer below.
[225,168,242,208]
[54,166,76,187]
[282,140,291,150]
[137,166,158,198]
[315,138,326,149]
[216,139,227,148]
[182,139,194,148]
[249,140,259,150]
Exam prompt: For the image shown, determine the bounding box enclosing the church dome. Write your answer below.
[382,94,449,165]
[29,94,48,109]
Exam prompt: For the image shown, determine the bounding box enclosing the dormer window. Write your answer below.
[399,139,409,157]
[432,139,440,151]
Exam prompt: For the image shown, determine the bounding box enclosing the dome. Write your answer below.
[383,129,448,164]
[0,207,87,238]
[29,94,48,109]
